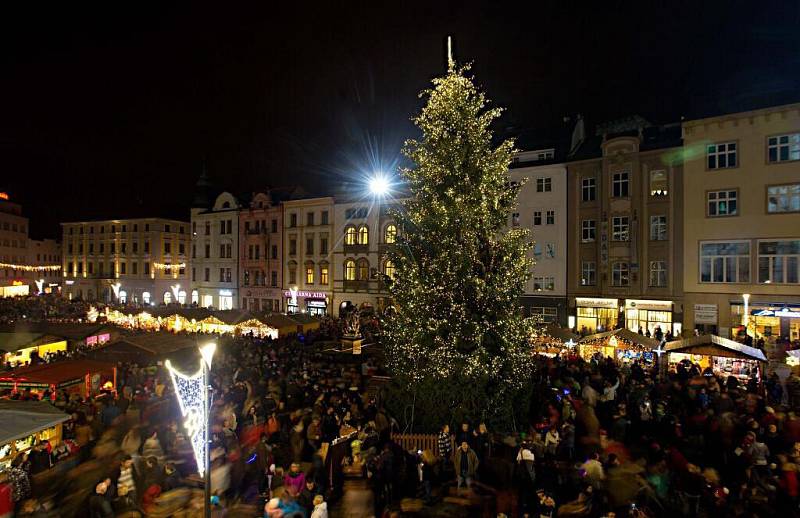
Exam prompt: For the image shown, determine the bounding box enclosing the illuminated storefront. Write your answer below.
[624,299,677,336]
[575,297,619,334]
[284,289,328,316]
[0,401,69,471]
[730,301,800,341]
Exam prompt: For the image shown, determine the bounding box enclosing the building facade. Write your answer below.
[0,193,34,297]
[28,239,62,294]
[509,155,568,325]
[282,197,334,316]
[61,218,190,304]
[331,199,397,316]
[239,192,283,313]
[682,103,800,340]
[567,122,684,335]
[190,192,241,309]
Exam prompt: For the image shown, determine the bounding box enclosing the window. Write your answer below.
[581,261,596,286]
[612,262,630,286]
[383,260,395,280]
[164,224,170,233]
[243,270,250,286]
[192,267,196,281]
[768,133,800,163]
[530,306,557,323]
[307,212,315,226]
[133,224,137,232]
[533,243,542,260]
[320,237,328,255]
[144,262,150,275]
[546,243,556,258]
[700,241,750,283]
[321,211,329,225]
[220,244,226,258]
[226,220,232,234]
[306,265,314,284]
[192,245,196,258]
[533,211,542,226]
[142,291,150,305]
[226,268,231,282]
[204,244,210,258]
[758,240,800,284]
[132,262,138,275]
[219,221,225,235]
[133,242,138,253]
[320,265,329,285]
[111,243,116,254]
[144,241,150,253]
[650,215,667,241]
[612,171,629,197]
[581,220,596,242]
[357,258,369,280]
[612,216,629,241]
[89,243,94,254]
[707,142,737,169]
[344,260,356,281]
[289,213,297,227]
[271,219,278,233]
[306,238,314,255]
[385,224,397,243]
[649,260,667,287]
[767,184,800,213]
[289,239,297,255]
[88,262,94,274]
[707,190,738,216]
[111,225,116,233]
[533,276,555,291]
[581,177,596,202]
[219,268,225,282]
[511,213,520,226]
[272,245,278,259]
[536,178,552,192]
[204,267,209,281]
[345,226,357,245]
[358,225,369,245]
[289,267,296,284]
[271,271,278,287]
[649,170,668,196]
[120,262,127,275]
[192,222,197,235]
[205,222,210,235]
[546,210,555,225]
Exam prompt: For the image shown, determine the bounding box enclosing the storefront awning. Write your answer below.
[664,334,767,362]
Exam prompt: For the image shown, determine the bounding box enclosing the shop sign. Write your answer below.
[307,300,327,308]
[576,297,618,309]
[626,299,673,311]
[694,304,718,324]
[600,222,609,266]
[753,308,800,318]
[283,290,326,299]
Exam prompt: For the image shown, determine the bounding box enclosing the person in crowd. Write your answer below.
[453,441,479,491]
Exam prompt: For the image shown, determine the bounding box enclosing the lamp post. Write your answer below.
[165,342,216,518]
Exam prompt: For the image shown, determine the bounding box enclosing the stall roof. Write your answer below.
[542,324,580,342]
[0,333,47,353]
[0,323,115,342]
[212,309,257,325]
[262,314,300,330]
[0,359,115,385]
[106,333,199,355]
[664,334,767,362]
[286,314,320,325]
[142,307,213,321]
[578,328,660,348]
[0,401,69,444]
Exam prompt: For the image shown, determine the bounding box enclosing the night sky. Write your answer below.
[2,2,799,239]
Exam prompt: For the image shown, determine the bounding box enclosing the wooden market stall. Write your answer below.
[86,332,201,364]
[530,324,580,355]
[0,323,119,351]
[578,328,660,362]
[286,313,321,334]
[0,359,117,397]
[0,401,69,471]
[664,334,767,381]
[0,332,68,367]
[262,314,304,337]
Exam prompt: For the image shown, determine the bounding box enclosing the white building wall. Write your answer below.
[190,192,240,309]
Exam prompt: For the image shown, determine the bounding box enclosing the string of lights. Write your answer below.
[153,262,186,271]
[0,263,61,272]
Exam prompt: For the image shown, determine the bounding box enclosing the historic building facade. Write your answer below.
[239,192,283,313]
[61,218,190,304]
[682,103,800,340]
[567,119,684,335]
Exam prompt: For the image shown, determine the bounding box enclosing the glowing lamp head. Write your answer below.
[368,175,390,196]
[200,342,217,369]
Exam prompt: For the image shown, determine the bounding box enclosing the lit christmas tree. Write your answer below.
[384,62,534,426]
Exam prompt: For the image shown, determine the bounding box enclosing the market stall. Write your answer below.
[664,334,767,381]
[0,359,117,397]
[0,332,68,367]
[0,401,69,471]
[578,328,660,363]
[529,324,579,356]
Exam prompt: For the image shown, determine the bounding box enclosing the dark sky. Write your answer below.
[2,1,799,238]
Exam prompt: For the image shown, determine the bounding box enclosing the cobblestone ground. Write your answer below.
[330,479,375,518]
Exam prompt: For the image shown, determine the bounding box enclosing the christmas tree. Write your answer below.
[383,63,534,426]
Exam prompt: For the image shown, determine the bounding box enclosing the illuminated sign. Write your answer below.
[283,290,327,299]
[0,193,8,201]
[219,290,232,296]
[11,281,23,286]
[753,308,800,318]
[576,297,618,309]
[307,300,327,308]
[625,299,673,311]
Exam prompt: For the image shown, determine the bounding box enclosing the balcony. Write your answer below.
[344,243,369,254]
[343,280,370,291]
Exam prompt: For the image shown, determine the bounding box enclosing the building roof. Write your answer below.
[579,328,661,349]
[0,323,114,342]
[261,314,300,331]
[664,334,767,362]
[108,333,200,355]
[0,359,115,386]
[542,324,580,342]
[148,307,214,321]
[0,333,46,353]
[0,401,69,445]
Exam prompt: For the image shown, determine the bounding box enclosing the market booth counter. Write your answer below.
[664,334,767,381]
[578,328,660,363]
[0,359,117,398]
[0,333,68,367]
[0,400,69,470]
[530,324,580,356]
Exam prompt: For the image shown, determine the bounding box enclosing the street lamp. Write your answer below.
[368,175,391,197]
[165,341,216,518]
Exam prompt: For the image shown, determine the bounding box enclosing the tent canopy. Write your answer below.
[579,328,661,348]
[0,400,68,444]
[664,334,767,362]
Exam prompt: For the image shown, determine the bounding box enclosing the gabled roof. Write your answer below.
[542,324,580,342]
[0,323,114,342]
[579,328,661,349]
[0,332,46,353]
[211,309,257,325]
[109,333,199,355]
[664,335,767,362]
[0,401,69,444]
[0,359,115,385]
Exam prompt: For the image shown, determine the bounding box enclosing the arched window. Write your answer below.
[357,258,370,281]
[163,291,172,304]
[345,226,357,245]
[344,259,356,281]
[358,225,369,245]
[142,291,151,305]
[383,260,396,280]
[384,223,397,244]
[305,261,315,284]
[191,290,199,305]
[178,290,186,304]
[119,290,127,304]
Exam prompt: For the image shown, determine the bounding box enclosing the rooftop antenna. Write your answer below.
[447,35,454,71]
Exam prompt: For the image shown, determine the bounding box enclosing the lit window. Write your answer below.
[384,224,397,243]
[707,190,738,217]
[767,184,800,213]
[533,276,555,291]
[649,261,667,287]
[768,133,800,163]
[320,265,329,285]
[358,225,369,245]
[345,260,356,281]
[700,241,750,283]
[357,258,370,280]
[345,226,357,245]
[707,142,737,169]
[383,260,395,280]
[306,266,314,284]
[758,240,800,284]
[649,170,668,196]
[649,215,667,241]
[612,262,630,286]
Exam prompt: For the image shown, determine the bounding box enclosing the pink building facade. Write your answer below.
[239,192,283,312]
